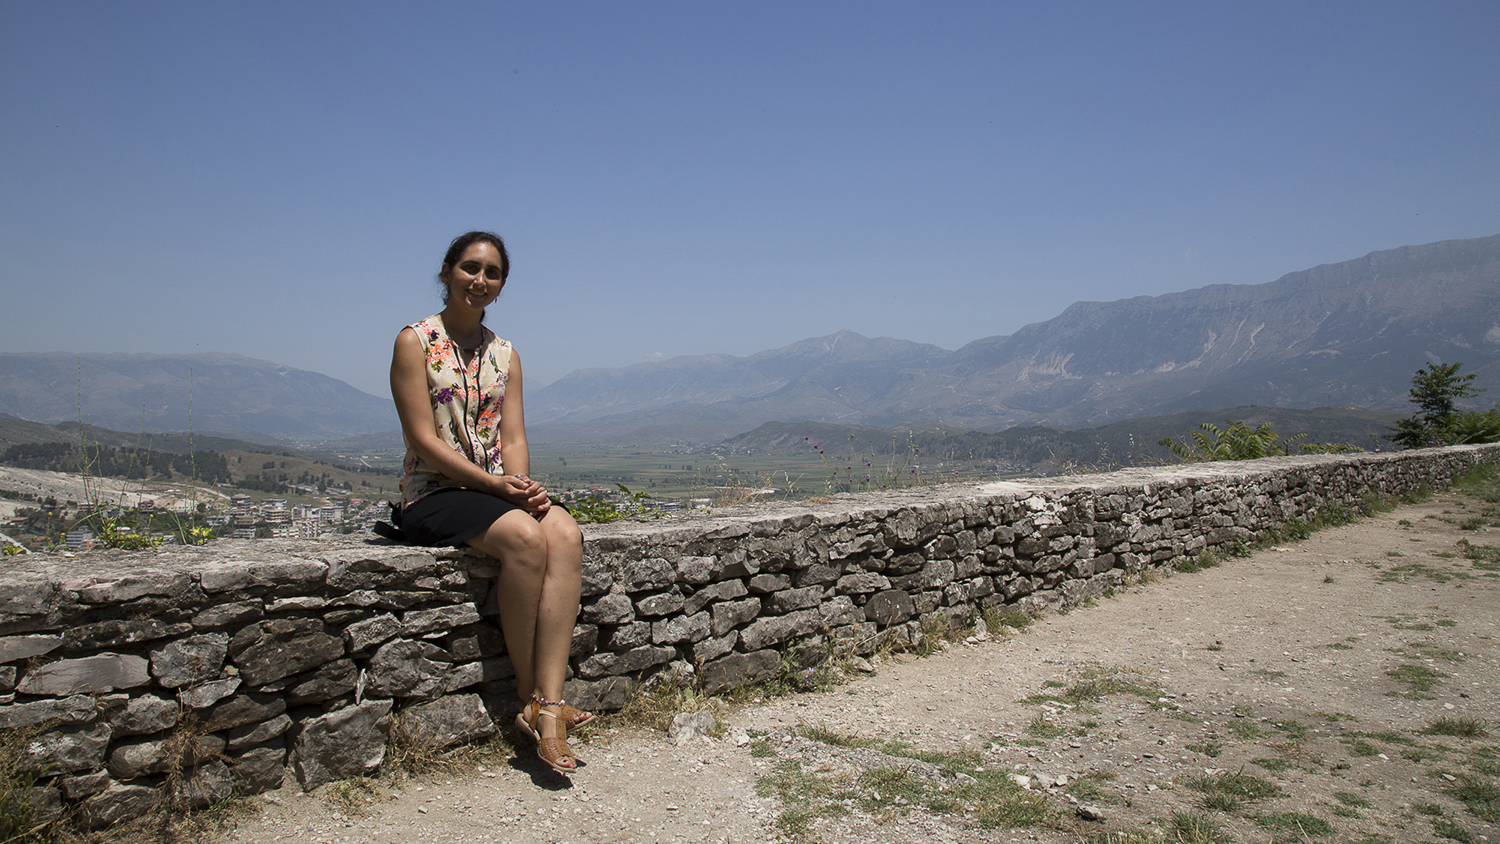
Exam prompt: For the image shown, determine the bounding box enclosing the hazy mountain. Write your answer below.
[528,233,1500,444]
[0,353,397,441]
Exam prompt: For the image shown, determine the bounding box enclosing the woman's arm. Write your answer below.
[390,327,531,502]
[497,350,551,515]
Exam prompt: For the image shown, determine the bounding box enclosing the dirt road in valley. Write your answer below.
[214,485,1500,844]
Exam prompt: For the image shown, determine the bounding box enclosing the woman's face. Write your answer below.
[444,242,506,311]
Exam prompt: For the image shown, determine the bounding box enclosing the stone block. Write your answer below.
[230,746,285,795]
[710,598,761,637]
[444,622,505,660]
[580,566,613,597]
[227,713,292,752]
[366,639,451,700]
[151,632,229,689]
[623,558,675,592]
[570,624,598,659]
[691,632,736,664]
[230,618,345,687]
[581,593,634,625]
[0,694,97,730]
[602,621,651,650]
[180,678,242,709]
[22,721,111,775]
[394,693,496,750]
[835,572,890,594]
[0,634,62,663]
[921,560,955,589]
[202,692,286,732]
[84,782,158,830]
[174,758,233,809]
[737,608,819,652]
[401,605,481,637]
[191,600,263,630]
[17,653,150,696]
[863,590,914,627]
[651,612,711,645]
[818,596,862,628]
[634,591,684,617]
[292,698,394,791]
[676,556,717,584]
[574,645,674,680]
[284,659,357,705]
[682,579,748,614]
[793,564,840,587]
[746,574,790,594]
[345,613,402,653]
[700,650,780,695]
[76,571,194,604]
[59,770,111,801]
[762,586,822,614]
[564,676,635,713]
[109,694,178,737]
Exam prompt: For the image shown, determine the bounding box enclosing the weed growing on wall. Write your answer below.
[806,433,924,493]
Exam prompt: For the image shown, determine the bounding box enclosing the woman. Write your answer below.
[390,231,589,774]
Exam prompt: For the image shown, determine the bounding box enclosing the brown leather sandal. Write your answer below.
[560,701,595,729]
[519,695,577,773]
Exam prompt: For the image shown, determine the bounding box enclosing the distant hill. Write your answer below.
[710,406,1405,472]
[0,353,397,440]
[527,233,1500,444]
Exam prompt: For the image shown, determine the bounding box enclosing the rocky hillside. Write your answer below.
[529,233,1500,444]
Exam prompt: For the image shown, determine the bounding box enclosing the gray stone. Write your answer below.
[0,634,62,663]
[738,608,819,652]
[623,557,675,592]
[76,570,193,603]
[191,600,263,630]
[64,618,195,651]
[710,598,761,637]
[676,555,718,584]
[747,573,791,593]
[228,714,292,751]
[22,721,111,775]
[24,783,62,824]
[691,632,737,664]
[682,579,748,614]
[863,590,915,626]
[199,559,326,593]
[575,645,674,680]
[16,652,150,696]
[401,605,481,637]
[266,595,327,612]
[366,638,450,700]
[793,564,840,587]
[818,596,863,628]
[564,676,634,712]
[834,575,888,593]
[0,665,12,693]
[762,586,822,614]
[581,593,634,624]
[0,579,56,623]
[202,692,286,732]
[151,632,229,688]
[921,559,956,589]
[180,678,241,709]
[394,693,497,750]
[443,623,505,660]
[651,612,711,645]
[174,758,233,809]
[634,591,684,616]
[700,650,781,695]
[602,621,651,650]
[444,660,483,692]
[580,566,614,597]
[84,782,158,830]
[230,618,345,686]
[0,693,96,729]
[345,613,402,653]
[109,694,178,737]
[109,734,225,780]
[285,659,357,705]
[292,698,394,791]
[230,746,285,795]
[59,770,111,800]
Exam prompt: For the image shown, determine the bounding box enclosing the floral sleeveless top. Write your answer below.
[399,314,513,508]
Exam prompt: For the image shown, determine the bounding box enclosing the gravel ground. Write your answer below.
[213,485,1500,844]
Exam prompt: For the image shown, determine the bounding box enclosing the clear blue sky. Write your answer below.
[3,2,1497,397]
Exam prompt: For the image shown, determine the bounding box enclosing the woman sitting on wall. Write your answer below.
[388,230,588,774]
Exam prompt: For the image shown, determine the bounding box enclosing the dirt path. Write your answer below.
[215,486,1500,844]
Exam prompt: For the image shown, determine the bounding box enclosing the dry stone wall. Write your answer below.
[2,445,1497,827]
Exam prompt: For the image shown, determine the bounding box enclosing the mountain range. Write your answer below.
[0,233,1495,445]
[527,233,1500,443]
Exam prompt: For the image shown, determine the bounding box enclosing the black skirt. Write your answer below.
[395,488,523,547]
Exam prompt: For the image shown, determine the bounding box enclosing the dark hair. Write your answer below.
[437,231,510,303]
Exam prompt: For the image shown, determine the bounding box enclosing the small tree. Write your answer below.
[1386,362,1500,448]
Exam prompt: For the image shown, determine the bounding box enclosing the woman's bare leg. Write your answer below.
[530,507,584,705]
[465,509,548,705]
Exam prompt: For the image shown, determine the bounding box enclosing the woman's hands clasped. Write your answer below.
[495,473,551,518]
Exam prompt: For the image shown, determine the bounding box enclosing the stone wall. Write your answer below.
[2,445,1497,827]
